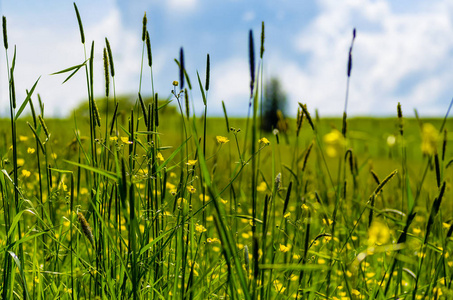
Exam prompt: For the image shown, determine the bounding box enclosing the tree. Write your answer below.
[261,77,287,132]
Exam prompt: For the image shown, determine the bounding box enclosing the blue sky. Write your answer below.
[1,0,453,117]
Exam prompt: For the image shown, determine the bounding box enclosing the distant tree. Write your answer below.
[261,77,288,132]
[72,95,176,120]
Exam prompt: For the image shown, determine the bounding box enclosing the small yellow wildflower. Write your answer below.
[413,227,422,235]
[220,198,228,204]
[27,147,35,154]
[17,158,25,166]
[172,81,179,86]
[187,185,196,194]
[207,237,220,243]
[195,224,207,233]
[21,169,31,177]
[186,159,197,166]
[368,220,390,246]
[421,123,438,155]
[351,289,361,297]
[323,129,345,158]
[216,136,229,144]
[51,153,58,159]
[279,244,290,252]
[157,152,164,162]
[19,136,28,142]
[109,136,118,141]
[257,181,267,192]
[121,136,133,144]
[284,212,291,218]
[273,279,286,292]
[199,194,210,201]
[387,135,396,147]
[259,137,270,145]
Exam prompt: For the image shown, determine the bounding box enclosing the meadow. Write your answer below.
[0,4,452,299]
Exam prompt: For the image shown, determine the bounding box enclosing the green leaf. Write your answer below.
[197,71,207,106]
[155,137,190,173]
[139,229,173,256]
[63,160,118,181]
[51,60,88,84]
[15,76,41,121]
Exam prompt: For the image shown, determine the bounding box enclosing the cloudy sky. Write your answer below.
[1,0,453,118]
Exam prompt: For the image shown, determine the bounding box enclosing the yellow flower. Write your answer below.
[258,137,270,145]
[387,135,396,147]
[27,147,35,154]
[279,244,290,252]
[421,123,438,155]
[187,185,196,194]
[207,237,220,243]
[323,129,345,158]
[17,158,25,166]
[51,153,58,159]
[121,136,133,144]
[157,152,164,162]
[368,220,390,246]
[199,194,210,201]
[256,182,267,192]
[186,160,197,166]
[284,212,291,218]
[172,80,179,86]
[220,198,228,204]
[21,169,31,177]
[19,136,28,142]
[109,136,118,141]
[273,280,286,293]
[216,136,229,144]
[195,224,207,233]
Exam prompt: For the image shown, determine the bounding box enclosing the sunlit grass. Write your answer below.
[0,4,452,300]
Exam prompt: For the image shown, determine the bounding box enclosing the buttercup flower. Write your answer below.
[216,136,229,144]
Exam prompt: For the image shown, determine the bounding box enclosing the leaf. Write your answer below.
[63,160,118,181]
[197,71,207,106]
[51,60,88,84]
[15,76,41,121]
[139,229,173,256]
[155,137,190,173]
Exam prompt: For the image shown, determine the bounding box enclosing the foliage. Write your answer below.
[261,77,288,132]
[0,6,452,300]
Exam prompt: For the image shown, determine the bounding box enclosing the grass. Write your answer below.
[0,4,452,300]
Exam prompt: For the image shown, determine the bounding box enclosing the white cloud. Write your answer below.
[0,3,143,117]
[289,0,453,116]
[165,0,199,13]
[243,11,256,22]
[209,57,251,116]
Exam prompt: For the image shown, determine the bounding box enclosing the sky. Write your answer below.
[1,0,453,118]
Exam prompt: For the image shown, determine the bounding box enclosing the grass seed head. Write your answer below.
[105,37,115,77]
[2,16,7,50]
[142,12,147,41]
[78,212,94,246]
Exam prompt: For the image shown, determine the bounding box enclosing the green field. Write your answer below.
[0,5,452,300]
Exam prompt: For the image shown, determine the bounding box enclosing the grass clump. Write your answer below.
[0,5,451,300]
